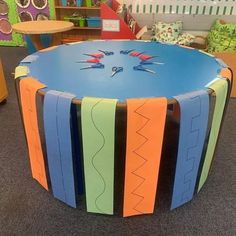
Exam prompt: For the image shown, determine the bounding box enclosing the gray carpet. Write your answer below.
[0,46,235,236]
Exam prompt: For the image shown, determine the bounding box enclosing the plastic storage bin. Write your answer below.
[61,0,82,7]
[86,17,101,28]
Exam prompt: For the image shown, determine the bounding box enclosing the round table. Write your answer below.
[25,40,222,100]
[12,20,74,50]
[15,40,232,217]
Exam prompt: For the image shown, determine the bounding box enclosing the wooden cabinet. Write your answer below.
[0,59,8,103]
[54,0,101,42]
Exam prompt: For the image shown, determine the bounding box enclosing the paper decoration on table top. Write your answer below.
[219,68,232,81]
[198,79,228,192]
[43,90,77,208]
[15,66,29,79]
[19,77,48,190]
[21,55,39,63]
[171,90,209,210]
[123,97,167,217]
[81,97,118,215]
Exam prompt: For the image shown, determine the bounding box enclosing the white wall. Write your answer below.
[119,0,236,31]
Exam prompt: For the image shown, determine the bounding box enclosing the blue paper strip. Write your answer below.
[43,90,77,208]
[171,90,209,210]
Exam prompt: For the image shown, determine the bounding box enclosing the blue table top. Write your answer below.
[21,40,222,101]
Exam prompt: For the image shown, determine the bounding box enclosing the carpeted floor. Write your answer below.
[0,46,235,236]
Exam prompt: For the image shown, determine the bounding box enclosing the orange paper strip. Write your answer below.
[220,68,232,81]
[123,98,167,217]
[19,77,48,190]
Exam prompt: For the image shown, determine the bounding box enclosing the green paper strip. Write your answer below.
[81,97,117,215]
[15,66,29,79]
[198,79,228,192]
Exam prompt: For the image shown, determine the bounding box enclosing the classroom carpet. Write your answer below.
[0,46,235,236]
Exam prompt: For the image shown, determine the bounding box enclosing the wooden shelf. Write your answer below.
[54,0,101,41]
[55,6,100,10]
[73,27,101,30]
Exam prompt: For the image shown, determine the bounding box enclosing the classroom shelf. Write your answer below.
[55,6,100,10]
[54,0,101,41]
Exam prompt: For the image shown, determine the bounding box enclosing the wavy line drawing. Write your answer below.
[90,99,107,213]
[131,99,150,214]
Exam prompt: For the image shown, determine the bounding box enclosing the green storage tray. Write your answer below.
[64,16,86,27]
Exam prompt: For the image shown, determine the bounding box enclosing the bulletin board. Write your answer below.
[0,1,23,46]
[0,0,55,46]
[123,0,236,15]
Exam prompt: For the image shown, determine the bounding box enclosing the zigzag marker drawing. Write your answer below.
[123,98,167,217]
[131,100,150,214]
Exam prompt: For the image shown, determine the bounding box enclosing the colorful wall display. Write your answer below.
[0,0,55,46]
[0,1,23,46]
[15,0,54,22]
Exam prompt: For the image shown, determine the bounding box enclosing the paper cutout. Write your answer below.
[81,97,117,215]
[220,68,232,81]
[19,77,48,190]
[21,55,39,63]
[15,66,29,79]
[43,90,77,208]
[171,90,209,210]
[198,79,228,192]
[123,98,167,217]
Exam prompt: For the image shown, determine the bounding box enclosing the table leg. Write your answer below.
[29,34,44,51]
[51,33,62,46]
